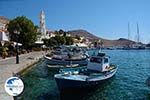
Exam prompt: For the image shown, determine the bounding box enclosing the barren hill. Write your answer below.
[68,29,137,47]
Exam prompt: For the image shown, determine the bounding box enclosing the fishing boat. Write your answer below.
[47,63,81,71]
[54,52,117,91]
[44,46,88,66]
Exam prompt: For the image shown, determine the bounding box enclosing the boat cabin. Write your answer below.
[87,53,110,72]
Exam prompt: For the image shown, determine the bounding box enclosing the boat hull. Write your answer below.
[55,76,114,91]
[45,56,88,66]
[55,68,117,91]
[47,65,86,71]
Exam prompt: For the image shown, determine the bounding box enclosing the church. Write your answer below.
[35,11,53,44]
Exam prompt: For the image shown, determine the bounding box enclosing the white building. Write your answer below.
[0,16,9,30]
[0,16,9,43]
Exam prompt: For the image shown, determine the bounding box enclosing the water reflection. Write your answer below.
[17,50,150,100]
[59,77,115,100]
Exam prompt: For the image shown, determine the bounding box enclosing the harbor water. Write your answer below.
[17,50,150,100]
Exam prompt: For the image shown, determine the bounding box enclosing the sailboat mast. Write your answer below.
[137,23,140,43]
[128,22,130,40]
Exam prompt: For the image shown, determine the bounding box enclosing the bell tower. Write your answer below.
[40,10,46,38]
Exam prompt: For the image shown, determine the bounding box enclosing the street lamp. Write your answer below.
[14,30,20,64]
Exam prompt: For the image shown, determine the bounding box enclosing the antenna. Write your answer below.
[137,22,140,43]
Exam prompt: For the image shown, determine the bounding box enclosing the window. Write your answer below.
[90,57,102,63]
[104,58,108,63]
[97,58,102,63]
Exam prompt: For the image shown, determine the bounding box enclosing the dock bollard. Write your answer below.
[12,72,19,77]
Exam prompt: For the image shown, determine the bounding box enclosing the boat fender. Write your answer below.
[59,70,62,73]
[69,71,72,74]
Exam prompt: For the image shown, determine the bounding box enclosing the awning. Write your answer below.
[35,41,44,44]
[74,43,88,47]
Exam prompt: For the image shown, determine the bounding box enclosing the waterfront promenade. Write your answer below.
[0,51,45,100]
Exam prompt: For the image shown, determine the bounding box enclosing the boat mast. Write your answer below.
[137,22,140,43]
[128,22,130,40]
[98,39,102,52]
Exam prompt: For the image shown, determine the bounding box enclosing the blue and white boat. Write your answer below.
[54,52,118,91]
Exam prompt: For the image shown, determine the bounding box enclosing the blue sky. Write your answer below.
[0,0,150,43]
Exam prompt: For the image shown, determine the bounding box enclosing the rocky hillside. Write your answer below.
[102,38,136,47]
[68,29,137,47]
[68,29,100,40]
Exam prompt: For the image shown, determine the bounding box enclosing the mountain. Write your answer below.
[68,29,100,40]
[102,38,136,47]
[68,29,137,47]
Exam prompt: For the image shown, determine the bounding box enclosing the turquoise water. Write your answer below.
[17,50,150,100]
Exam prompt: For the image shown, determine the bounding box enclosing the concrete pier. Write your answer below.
[0,51,45,100]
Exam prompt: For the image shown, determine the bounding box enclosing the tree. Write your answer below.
[42,38,49,46]
[53,29,68,37]
[42,29,74,46]
[53,31,60,36]
[65,36,73,45]
[2,47,8,59]
[54,36,66,45]
[7,16,37,49]
[59,29,65,35]
[98,39,103,47]
[42,36,73,46]
[48,38,58,46]
[75,35,81,40]
[59,29,68,37]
